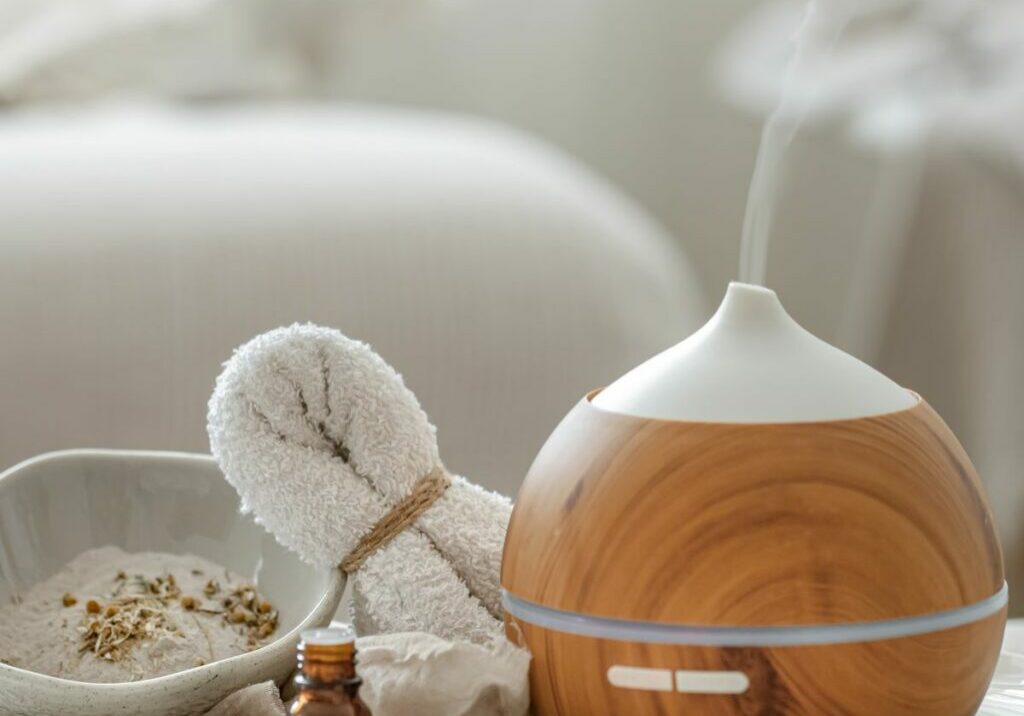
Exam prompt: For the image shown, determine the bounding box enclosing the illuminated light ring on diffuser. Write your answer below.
[503,584,1009,647]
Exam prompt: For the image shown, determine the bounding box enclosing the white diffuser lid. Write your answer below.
[593,282,916,422]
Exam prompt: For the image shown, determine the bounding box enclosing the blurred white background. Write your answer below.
[0,0,764,287]
[1,0,1022,609]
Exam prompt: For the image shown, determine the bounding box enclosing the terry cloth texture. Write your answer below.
[207,324,511,643]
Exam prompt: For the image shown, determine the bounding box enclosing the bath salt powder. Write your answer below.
[0,546,279,683]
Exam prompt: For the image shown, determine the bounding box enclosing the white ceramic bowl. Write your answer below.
[0,449,346,716]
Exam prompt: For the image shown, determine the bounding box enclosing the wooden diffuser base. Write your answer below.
[501,392,1007,716]
[506,610,1005,715]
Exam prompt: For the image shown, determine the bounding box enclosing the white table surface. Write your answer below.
[981,619,1024,715]
[1005,620,1024,652]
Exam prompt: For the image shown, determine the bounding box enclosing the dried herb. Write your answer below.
[75,570,278,663]
[198,578,279,648]
[79,595,175,662]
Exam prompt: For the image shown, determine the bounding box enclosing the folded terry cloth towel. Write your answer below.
[207,324,512,643]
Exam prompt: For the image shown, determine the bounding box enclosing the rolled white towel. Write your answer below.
[207,324,508,642]
[300,325,511,617]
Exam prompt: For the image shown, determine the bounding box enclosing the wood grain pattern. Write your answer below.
[502,392,1003,626]
[507,608,1005,716]
[501,391,1005,715]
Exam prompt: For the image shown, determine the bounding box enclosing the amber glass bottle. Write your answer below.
[289,626,372,716]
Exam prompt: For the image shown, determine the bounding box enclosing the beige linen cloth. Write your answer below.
[206,632,530,716]
[207,681,286,716]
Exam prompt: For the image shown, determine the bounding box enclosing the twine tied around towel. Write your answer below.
[340,466,451,573]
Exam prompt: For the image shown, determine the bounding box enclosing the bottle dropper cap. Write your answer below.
[300,626,356,647]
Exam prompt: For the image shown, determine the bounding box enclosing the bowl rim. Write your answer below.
[0,448,346,690]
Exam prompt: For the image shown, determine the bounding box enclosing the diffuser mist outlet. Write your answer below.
[501,283,1006,715]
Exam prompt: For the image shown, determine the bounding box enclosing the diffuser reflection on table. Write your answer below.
[501,282,1006,715]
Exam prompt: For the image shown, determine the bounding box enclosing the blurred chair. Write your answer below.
[0,103,707,497]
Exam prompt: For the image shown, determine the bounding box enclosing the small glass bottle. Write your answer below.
[289,626,372,716]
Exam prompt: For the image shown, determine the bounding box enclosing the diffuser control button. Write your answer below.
[606,666,673,692]
[675,670,750,694]
[607,666,751,695]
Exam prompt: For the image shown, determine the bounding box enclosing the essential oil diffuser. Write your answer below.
[501,282,1006,715]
